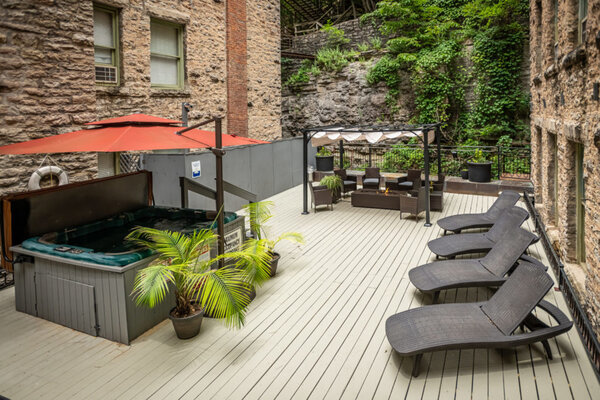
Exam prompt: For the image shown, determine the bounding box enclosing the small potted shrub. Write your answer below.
[315,147,334,171]
[467,149,492,183]
[460,169,469,180]
[243,201,304,276]
[319,175,343,203]
[127,227,270,339]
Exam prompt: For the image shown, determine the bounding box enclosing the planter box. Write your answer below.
[467,162,492,183]
[316,156,334,171]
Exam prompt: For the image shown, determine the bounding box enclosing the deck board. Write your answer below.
[0,185,598,399]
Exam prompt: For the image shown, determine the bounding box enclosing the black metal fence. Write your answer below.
[326,143,531,180]
[524,192,600,378]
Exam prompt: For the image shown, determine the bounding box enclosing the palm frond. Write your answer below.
[126,227,191,264]
[131,262,176,308]
[271,231,305,250]
[236,238,273,287]
[189,268,252,329]
[242,201,274,239]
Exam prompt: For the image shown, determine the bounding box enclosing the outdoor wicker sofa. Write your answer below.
[410,228,539,303]
[386,262,573,377]
[334,168,358,196]
[428,206,532,259]
[437,190,521,234]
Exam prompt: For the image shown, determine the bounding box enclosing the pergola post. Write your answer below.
[339,140,344,169]
[302,130,309,215]
[423,129,432,227]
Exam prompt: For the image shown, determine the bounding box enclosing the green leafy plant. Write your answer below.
[320,175,343,196]
[127,227,270,328]
[358,42,370,52]
[470,149,488,163]
[316,147,332,157]
[315,48,357,72]
[370,37,383,50]
[321,22,350,49]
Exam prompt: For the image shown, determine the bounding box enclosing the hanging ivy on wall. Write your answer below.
[362,0,529,144]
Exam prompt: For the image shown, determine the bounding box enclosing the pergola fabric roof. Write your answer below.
[307,126,437,146]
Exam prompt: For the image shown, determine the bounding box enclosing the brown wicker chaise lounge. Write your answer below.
[410,228,539,303]
[386,262,573,377]
[428,206,532,259]
[437,190,521,234]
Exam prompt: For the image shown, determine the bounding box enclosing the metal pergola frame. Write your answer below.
[301,123,442,227]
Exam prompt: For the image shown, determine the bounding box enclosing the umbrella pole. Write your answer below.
[214,118,225,267]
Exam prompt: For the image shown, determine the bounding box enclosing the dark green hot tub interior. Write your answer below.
[21,206,238,266]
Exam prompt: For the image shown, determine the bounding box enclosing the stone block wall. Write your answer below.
[0,0,281,195]
[529,0,600,334]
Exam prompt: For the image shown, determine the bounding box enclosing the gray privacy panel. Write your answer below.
[273,140,293,194]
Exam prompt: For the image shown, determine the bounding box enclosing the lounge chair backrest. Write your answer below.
[364,167,380,179]
[481,262,553,335]
[480,228,537,276]
[486,191,521,218]
[485,207,529,242]
[406,169,421,181]
[334,169,347,180]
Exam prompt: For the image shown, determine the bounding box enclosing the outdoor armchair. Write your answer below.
[432,174,445,192]
[397,169,422,191]
[334,168,357,196]
[362,167,383,190]
[428,206,533,259]
[400,186,426,219]
[410,228,539,303]
[309,184,333,212]
[437,190,521,234]
[386,262,573,377]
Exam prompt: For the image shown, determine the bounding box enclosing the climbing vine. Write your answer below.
[363,0,529,144]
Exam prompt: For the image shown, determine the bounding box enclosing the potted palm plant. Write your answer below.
[243,201,305,276]
[127,226,270,339]
[319,175,343,203]
[315,147,334,171]
[467,149,492,183]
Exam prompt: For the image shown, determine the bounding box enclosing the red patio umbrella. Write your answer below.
[0,113,268,154]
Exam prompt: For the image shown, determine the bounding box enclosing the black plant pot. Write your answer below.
[316,156,334,171]
[269,252,281,276]
[467,162,492,183]
[169,306,204,340]
[460,170,469,180]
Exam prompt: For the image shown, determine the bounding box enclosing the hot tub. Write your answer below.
[11,205,245,344]
[20,206,239,266]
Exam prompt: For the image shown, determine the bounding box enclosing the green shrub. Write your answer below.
[321,22,350,49]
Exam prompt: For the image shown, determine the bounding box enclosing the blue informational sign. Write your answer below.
[191,160,201,178]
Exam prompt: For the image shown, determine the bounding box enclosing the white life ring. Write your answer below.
[28,166,69,190]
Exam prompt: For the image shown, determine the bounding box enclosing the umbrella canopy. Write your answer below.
[0,113,268,154]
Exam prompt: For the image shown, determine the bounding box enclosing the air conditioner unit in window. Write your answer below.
[95,66,117,83]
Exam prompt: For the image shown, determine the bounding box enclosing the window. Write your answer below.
[578,0,588,44]
[93,4,119,84]
[150,20,184,88]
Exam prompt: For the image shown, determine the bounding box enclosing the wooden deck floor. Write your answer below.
[0,185,598,399]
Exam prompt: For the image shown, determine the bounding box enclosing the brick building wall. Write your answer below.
[529,0,600,333]
[0,0,281,195]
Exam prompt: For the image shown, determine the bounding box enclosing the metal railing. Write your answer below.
[325,143,531,180]
[524,192,600,378]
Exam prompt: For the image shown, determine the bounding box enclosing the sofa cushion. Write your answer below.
[363,178,379,184]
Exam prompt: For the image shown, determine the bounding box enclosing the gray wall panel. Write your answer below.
[273,141,293,194]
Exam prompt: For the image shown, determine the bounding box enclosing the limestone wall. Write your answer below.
[281,58,414,137]
[0,0,281,195]
[529,0,600,334]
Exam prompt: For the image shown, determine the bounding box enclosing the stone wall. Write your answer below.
[529,0,600,334]
[286,18,384,54]
[0,0,281,195]
[281,57,414,137]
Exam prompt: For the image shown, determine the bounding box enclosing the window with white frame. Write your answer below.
[150,20,184,88]
[578,0,588,44]
[93,4,119,84]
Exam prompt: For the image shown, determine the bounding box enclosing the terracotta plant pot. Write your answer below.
[169,306,204,340]
[269,252,281,276]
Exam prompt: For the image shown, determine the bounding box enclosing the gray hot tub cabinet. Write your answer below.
[11,214,246,344]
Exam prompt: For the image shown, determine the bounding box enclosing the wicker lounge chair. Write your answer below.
[334,169,358,196]
[362,167,383,190]
[386,262,573,377]
[428,206,532,259]
[437,190,521,234]
[410,228,539,303]
[400,186,426,219]
[397,169,422,191]
[309,184,333,212]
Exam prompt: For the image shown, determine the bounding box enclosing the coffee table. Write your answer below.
[351,189,402,210]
